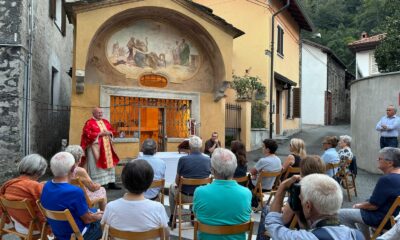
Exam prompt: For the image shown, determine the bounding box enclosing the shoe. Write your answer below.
[107,182,121,190]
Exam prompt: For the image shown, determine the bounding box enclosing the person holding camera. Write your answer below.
[204,132,221,157]
[264,174,364,240]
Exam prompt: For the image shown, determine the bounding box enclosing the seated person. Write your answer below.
[65,145,107,211]
[41,152,103,240]
[101,160,169,238]
[204,132,221,157]
[339,147,400,239]
[0,154,47,235]
[230,140,248,178]
[281,138,307,179]
[377,219,400,240]
[136,139,166,201]
[177,139,190,154]
[193,148,252,239]
[265,174,364,240]
[321,136,340,177]
[249,139,282,191]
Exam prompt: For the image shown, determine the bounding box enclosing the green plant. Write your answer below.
[231,75,265,100]
[251,101,266,128]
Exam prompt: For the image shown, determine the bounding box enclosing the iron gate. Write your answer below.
[225,103,241,147]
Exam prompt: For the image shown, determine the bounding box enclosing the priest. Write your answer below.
[80,107,121,190]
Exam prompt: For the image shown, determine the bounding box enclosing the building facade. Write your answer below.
[0,0,73,181]
[65,0,244,159]
[301,39,353,125]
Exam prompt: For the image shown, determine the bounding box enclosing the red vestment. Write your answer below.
[80,118,119,169]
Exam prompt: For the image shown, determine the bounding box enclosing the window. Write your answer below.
[277,25,284,57]
[49,0,66,36]
[50,67,59,106]
[369,52,379,75]
[286,87,293,119]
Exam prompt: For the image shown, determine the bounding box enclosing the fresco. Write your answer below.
[106,19,201,83]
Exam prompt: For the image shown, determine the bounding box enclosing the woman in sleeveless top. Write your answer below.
[231,140,248,178]
[282,138,307,179]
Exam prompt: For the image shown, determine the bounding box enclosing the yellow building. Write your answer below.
[65,0,244,159]
[195,0,313,149]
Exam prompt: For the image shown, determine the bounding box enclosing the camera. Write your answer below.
[288,182,302,211]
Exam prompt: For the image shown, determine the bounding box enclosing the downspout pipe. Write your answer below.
[269,0,291,139]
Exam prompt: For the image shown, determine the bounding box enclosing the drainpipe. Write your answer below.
[22,0,34,155]
[269,0,291,139]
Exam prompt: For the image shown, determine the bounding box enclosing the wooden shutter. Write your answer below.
[61,0,66,36]
[49,0,56,19]
[293,88,301,118]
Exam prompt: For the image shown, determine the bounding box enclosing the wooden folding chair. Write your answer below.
[149,179,165,203]
[370,196,400,240]
[70,177,105,209]
[172,176,212,239]
[0,197,46,240]
[252,171,282,209]
[194,220,254,240]
[326,162,340,175]
[233,174,250,187]
[336,159,357,202]
[282,166,301,181]
[37,200,83,240]
[106,224,166,240]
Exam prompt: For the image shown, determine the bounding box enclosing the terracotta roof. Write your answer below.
[348,33,386,53]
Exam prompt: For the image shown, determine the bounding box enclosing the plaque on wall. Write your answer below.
[106,19,201,83]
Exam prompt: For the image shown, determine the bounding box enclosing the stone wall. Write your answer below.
[351,71,400,173]
[327,57,349,124]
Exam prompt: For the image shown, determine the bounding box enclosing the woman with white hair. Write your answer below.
[338,135,353,162]
[0,154,48,234]
[65,145,107,211]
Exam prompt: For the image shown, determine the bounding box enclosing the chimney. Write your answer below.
[361,31,368,39]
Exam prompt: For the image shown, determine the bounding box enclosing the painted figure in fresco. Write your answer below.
[172,40,180,65]
[112,42,119,57]
[179,38,190,66]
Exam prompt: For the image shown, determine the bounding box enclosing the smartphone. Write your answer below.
[288,182,302,212]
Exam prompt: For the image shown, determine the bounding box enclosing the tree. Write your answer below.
[375,0,400,72]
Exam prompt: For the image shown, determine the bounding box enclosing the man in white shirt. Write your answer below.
[376,105,400,148]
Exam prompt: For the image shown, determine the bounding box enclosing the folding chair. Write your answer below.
[252,171,282,209]
[171,176,212,239]
[149,179,165,203]
[0,197,46,240]
[337,159,357,202]
[371,196,400,240]
[194,220,254,240]
[282,166,301,181]
[37,200,83,240]
[105,224,166,240]
[233,174,250,187]
[70,177,105,209]
[326,162,340,175]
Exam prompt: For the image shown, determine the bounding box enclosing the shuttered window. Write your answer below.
[293,88,301,118]
[49,0,56,19]
[277,26,284,56]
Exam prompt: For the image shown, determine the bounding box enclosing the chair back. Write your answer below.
[149,179,165,203]
[0,197,42,240]
[36,200,83,240]
[371,196,400,240]
[326,162,340,171]
[70,177,92,208]
[107,225,165,240]
[194,220,254,240]
[254,171,282,193]
[233,175,250,187]
[177,176,212,194]
[282,167,301,180]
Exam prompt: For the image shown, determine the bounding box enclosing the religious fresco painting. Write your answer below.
[106,19,201,83]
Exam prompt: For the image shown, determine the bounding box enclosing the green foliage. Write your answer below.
[251,101,266,128]
[302,0,394,73]
[231,75,265,100]
[375,0,400,72]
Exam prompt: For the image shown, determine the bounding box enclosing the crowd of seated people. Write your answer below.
[1,134,400,240]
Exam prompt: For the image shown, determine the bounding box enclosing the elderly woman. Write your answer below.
[230,140,248,178]
[338,135,354,161]
[0,154,47,235]
[321,136,340,177]
[339,147,400,240]
[65,145,107,211]
[281,138,307,178]
[101,160,169,238]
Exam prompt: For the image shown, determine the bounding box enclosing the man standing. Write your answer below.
[193,148,252,239]
[138,138,166,201]
[204,132,221,157]
[81,107,120,190]
[376,105,400,148]
[169,136,211,224]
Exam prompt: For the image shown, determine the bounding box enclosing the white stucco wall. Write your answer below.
[351,72,400,173]
[301,44,327,125]
[355,50,379,79]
